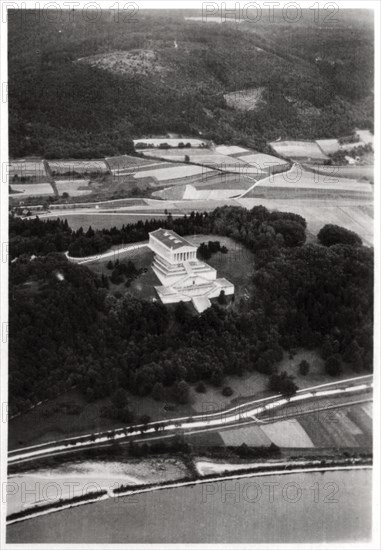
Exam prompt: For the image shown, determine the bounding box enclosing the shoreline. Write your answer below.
[6,460,372,526]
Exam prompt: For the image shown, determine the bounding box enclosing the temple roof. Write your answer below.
[150,228,196,250]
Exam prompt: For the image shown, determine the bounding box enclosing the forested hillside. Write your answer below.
[9,208,373,415]
[8,9,374,158]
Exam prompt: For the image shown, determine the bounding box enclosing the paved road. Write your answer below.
[8,375,372,465]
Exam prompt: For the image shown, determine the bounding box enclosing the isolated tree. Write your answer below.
[299,359,310,376]
[174,380,190,404]
[325,355,342,377]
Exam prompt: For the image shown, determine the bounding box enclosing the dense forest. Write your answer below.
[8,9,374,157]
[9,207,373,416]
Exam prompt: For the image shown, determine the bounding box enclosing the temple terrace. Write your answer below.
[148,228,234,313]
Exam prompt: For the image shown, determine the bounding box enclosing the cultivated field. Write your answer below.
[105,155,163,173]
[134,164,215,181]
[55,180,92,196]
[304,164,374,182]
[270,140,329,161]
[317,130,373,156]
[241,165,374,198]
[261,420,314,448]
[238,152,289,170]
[215,145,249,155]
[47,159,109,175]
[218,425,272,447]
[9,159,46,178]
[238,198,373,246]
[141,148,248,169]
[298,403,372,449]
[10,183,56,197]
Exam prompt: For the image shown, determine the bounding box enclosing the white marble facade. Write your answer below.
[149,229,234,313]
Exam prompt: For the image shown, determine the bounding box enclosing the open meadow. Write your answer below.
[224,87,266,111]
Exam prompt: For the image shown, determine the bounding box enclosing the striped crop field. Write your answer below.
[46,159,109,174]
[270,140,329,161]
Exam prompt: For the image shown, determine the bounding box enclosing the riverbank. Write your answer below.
[7,454,372,526]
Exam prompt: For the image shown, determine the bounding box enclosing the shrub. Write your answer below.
[222,386,233,397]
[195,381,207,393]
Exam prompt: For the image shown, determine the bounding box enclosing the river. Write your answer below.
[7,469,371,543]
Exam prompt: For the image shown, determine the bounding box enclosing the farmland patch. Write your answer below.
[214,145,249,156]
[47,159,108,175]
[10,183,56,197]
[9,159,46,179]
[261,420,314,448]
[270,140,329,161]
[219,425,272,447]
[55,180,92,196]
[134,164,214,181]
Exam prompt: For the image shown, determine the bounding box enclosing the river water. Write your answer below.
[7,469,372,544]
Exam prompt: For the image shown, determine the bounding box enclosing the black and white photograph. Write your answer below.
[0,1,379,547]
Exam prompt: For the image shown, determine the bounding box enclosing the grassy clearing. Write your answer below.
[87,246,160,300]
[224,87,266,111]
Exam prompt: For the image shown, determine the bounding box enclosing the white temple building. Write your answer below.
[149,228,234,313]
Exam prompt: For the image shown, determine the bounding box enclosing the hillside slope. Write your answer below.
[8,9,374,158]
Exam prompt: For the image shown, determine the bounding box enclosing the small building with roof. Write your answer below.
[148,228,234,313]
